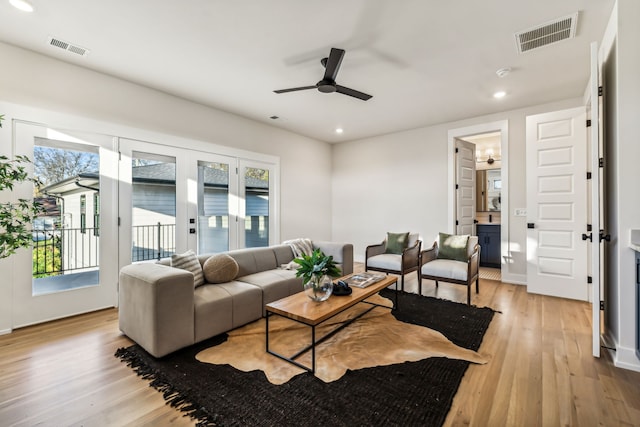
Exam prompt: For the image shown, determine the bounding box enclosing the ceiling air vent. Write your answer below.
[47,36,90,57]
[514,12,578,54]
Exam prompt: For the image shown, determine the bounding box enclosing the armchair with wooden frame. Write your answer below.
[419,234,480,305]
[365,232,421,292]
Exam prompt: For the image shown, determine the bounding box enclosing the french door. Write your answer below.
[118,139,276,268]
[12,122,118,328]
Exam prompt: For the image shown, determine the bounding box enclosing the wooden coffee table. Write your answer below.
[265,274,398,373]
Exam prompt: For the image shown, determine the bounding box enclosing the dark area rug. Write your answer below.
[115,290,495,427]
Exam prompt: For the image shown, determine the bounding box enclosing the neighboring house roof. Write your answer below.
[132,163,267,189]
[40,172,99,195]
[42,164,268,196]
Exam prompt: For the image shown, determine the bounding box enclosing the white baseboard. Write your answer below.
[614,346,640,372]
[0,328,12,335]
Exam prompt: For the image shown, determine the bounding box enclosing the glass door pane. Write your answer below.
[131,152,176,261]
[32,140,100,295]
[197,161,230,253]
[243,165,270,248]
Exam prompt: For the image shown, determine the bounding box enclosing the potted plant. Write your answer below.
[0,114,43,259]
[293,249,342,301]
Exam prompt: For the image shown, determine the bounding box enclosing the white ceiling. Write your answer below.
[0,0,614,143]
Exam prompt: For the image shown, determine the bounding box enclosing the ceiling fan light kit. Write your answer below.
[274,48,372,101]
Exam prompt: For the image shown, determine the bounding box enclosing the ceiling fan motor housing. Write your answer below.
[317,80,337,93]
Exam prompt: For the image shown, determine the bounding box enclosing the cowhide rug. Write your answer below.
[196,294,489,384]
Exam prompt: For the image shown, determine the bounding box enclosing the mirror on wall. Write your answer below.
[476,169,501,212]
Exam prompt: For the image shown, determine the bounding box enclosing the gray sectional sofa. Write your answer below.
[118,241,353,357]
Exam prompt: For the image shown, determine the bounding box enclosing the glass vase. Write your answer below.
[303,274,333,302]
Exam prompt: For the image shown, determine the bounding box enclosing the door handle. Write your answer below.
[599,230,611,242]
[581,233,593,242]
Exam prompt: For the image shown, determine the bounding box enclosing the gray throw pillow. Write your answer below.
[385,232,409,254]
[203,253,239,284]
[171,250,205,287]
[436,232,470,262]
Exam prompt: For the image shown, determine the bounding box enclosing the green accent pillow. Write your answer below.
[437,232,470,262]
[385,232,409,254]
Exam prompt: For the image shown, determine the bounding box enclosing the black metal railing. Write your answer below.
[132,223,176,262]
[32,227,99,277]
[32,223,177,277]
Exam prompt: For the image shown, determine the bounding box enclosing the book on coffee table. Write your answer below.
[344,272,386,288]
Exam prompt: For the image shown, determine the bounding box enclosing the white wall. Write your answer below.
[332,97,583,278]
[0,41,332,333]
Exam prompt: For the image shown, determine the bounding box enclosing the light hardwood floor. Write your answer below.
[1,270,639,426]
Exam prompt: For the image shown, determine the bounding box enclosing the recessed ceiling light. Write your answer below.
[335,128,344,134]
[493,91,506,99]
[9,0,34,12]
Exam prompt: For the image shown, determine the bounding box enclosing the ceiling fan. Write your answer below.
[274,48,372,101]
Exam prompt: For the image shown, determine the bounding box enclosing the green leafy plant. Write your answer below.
[0,115,44,259]
[293,248,341,284]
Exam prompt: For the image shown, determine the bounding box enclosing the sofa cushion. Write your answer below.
[203,253,239,284]
[237,270,301,315]
[171,250,205,287]
[437,233,470,262]
[214,281,263,328]
[193,284,234,342]
[227,247,279,277]
[385,232,409,254]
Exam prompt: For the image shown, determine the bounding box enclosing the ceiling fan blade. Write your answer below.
[323,48,345,82]
[335,85,372,101]
[273,85,317,94]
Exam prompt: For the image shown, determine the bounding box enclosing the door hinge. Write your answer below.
[455,147,459,153]
[598,86,603,96]
[587,276,593,283]
[118,217,121,226]
[587,172,592,179]
[599,157,604,168]
[456,220,459,226]
[586,119,592,127]
[455,184,459,190]
[118,151,122,161]
[600,300,605,310]
[587,224,592,232]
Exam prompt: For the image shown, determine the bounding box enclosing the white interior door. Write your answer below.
[455,138,476,235]
[526,107,588,301]
[12,122,118,328]
[589,41,602,357]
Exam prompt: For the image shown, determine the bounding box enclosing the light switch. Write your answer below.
[514,208,527,216]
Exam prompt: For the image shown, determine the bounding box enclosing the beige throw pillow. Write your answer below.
[171,250,205,287]
[203,253,239,284]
